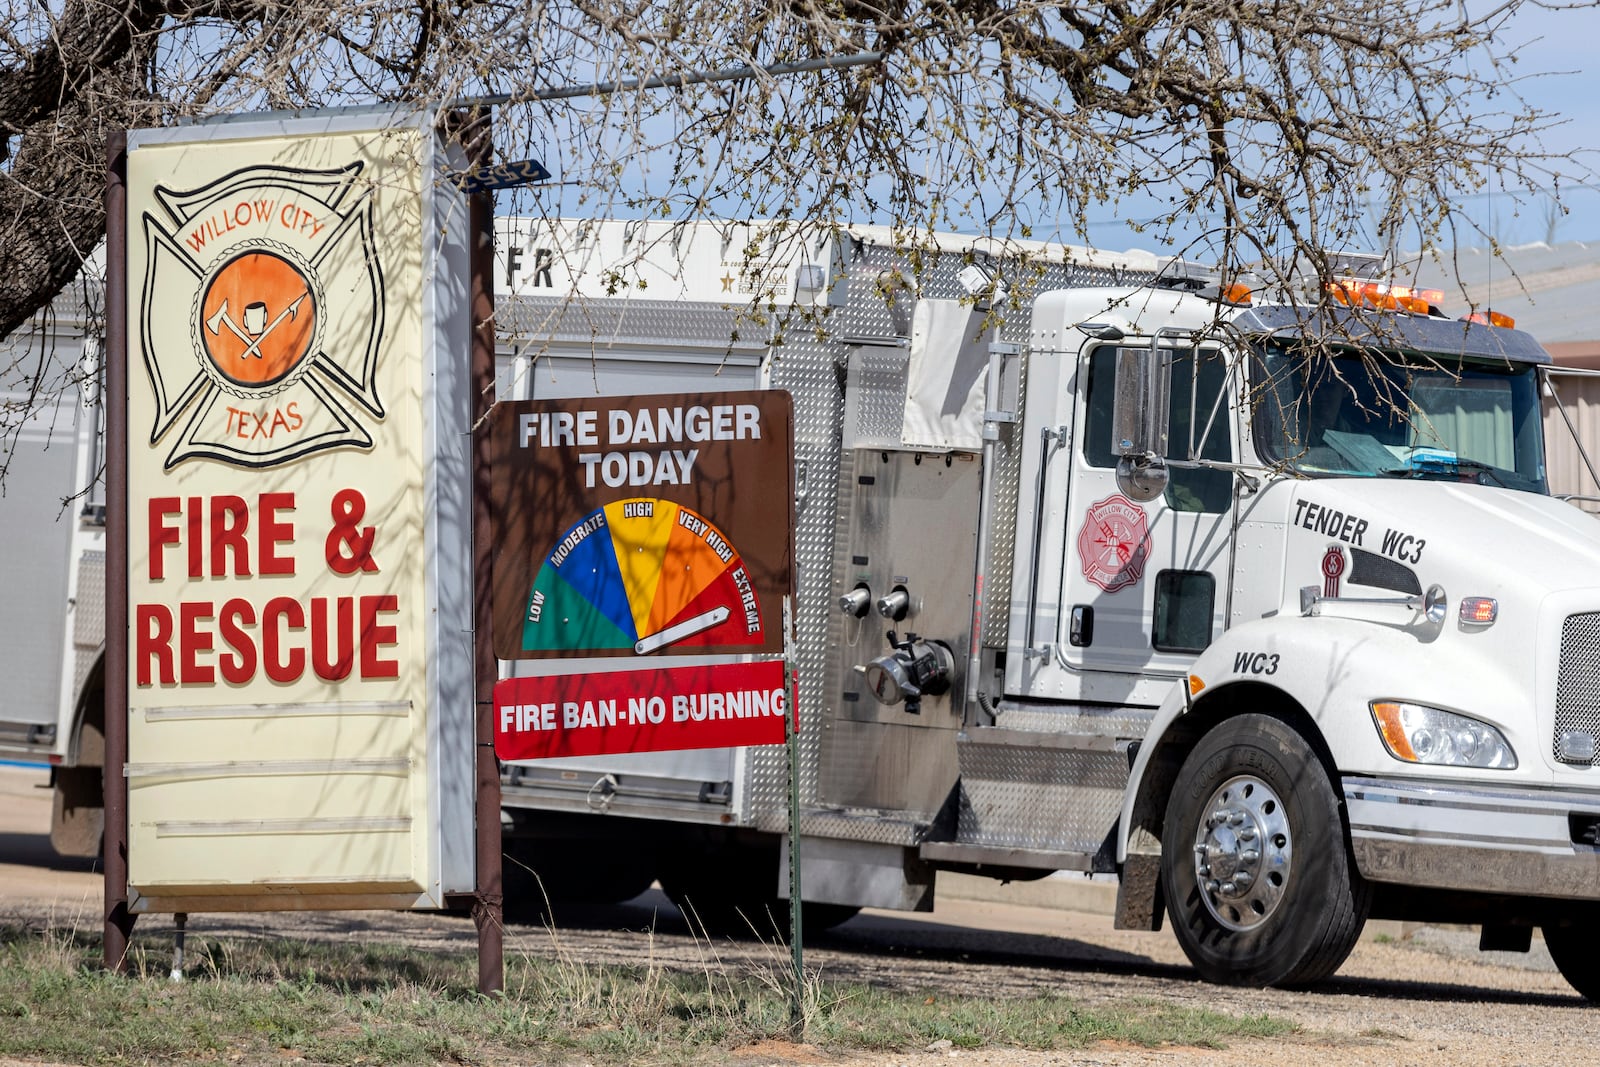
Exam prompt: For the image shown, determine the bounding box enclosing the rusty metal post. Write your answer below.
[103,128,136,972]
[467,117,504,996]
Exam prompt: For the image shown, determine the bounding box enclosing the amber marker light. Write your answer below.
[1370,701,1418,761]
[1459,597,1498,627]
[1188,674,1206,696]
[1326,279,1442,315]
[1467,310,1516,329]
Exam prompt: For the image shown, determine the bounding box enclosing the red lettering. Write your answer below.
[310,597,355,681]
[135,590,398,686]
[149,493,297,579]
[148,498,181,580]
[210,496,251,577]
[135,604,174,686]
[179,602,215,683]
[259,492,295,575]
[262,596,305,682]
[287,402,302,430]
[218,598,256,684]
[360,595,399,679]
[186,496,203,578]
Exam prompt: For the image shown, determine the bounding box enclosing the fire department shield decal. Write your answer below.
[139,163,385,469]
[1077,494,1150,593]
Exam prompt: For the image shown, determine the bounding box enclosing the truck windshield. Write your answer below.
[1252,341,1547,492]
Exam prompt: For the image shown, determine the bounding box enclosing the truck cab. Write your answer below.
[997,278,1600,992]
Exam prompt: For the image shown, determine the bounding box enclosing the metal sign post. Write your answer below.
[783,595,804,1037]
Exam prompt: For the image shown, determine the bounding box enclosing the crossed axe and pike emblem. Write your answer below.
[197,250,318,389]
[205,292,309,362]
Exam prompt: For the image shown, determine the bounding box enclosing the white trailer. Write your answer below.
[0,279,108,858]
[13,218,1600,996]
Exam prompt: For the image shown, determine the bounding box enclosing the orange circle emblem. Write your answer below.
[198,251,316,388]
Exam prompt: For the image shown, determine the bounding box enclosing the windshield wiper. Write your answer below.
[1452,457,1509,488]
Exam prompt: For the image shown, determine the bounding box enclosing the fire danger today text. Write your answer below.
[518,402,762,488]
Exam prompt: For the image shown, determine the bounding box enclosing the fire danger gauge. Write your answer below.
[523,498,764,654]
[490,390,794,660]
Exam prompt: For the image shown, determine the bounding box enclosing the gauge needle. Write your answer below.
[634,606,732,654]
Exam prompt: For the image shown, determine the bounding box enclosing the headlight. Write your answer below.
[1369,701,1517,769]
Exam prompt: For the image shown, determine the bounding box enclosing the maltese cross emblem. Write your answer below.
[139,162,385,469]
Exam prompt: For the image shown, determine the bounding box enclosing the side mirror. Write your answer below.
[1111,345,1171,502]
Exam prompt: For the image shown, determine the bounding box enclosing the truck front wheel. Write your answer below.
[1161,713,1370,987]
[1541,914,1600,1001]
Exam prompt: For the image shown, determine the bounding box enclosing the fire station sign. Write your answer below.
[123,109,475,912]
[489,390,794,759]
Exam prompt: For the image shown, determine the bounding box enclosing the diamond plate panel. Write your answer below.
[843,343,911,450]
[499,295,771,351]
[797,809,927,846]
[1557,612,1600,765]
[992,704,1154,739]
[73,550,105,650]
[980,354,1026,649]
[72,549,105,706]
[747,331,844,831]
[956,741,1128,854]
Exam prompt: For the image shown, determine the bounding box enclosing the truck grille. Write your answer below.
[1556,612,1600,765]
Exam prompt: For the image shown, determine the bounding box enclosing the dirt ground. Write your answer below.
[0,764,1589,1067]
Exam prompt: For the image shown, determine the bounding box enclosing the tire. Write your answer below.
[1161,713,1370,988]
[502,840,656,923]
[659,846,861,938]
[1542,915,1600,1001]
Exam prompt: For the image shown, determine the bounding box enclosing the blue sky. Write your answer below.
[1066,3,1600,252]
[518,4,1600,256]
[1485,2,1600,244]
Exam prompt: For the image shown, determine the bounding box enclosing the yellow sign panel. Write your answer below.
[124,110,474,912]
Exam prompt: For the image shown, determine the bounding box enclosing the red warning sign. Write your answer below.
[493,660,791,760]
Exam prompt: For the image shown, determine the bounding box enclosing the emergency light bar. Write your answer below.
[1326,278,1444,315]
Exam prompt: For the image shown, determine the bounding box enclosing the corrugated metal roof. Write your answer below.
[1409,241,1600,344]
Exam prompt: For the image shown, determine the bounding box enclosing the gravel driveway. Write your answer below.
[0,765,1588,1066]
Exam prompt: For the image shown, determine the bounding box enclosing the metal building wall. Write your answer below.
[1545,372,1600,515]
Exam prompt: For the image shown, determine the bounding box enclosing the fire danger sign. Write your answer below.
[490,391,795,660]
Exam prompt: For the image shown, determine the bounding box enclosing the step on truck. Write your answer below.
[13,219,1600,996]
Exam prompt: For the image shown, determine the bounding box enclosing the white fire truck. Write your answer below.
[13,219,1600,997]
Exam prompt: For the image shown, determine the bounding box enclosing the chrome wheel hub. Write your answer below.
[1191,774,1292,931]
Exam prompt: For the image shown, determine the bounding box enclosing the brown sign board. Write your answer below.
[490,390,794,660]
